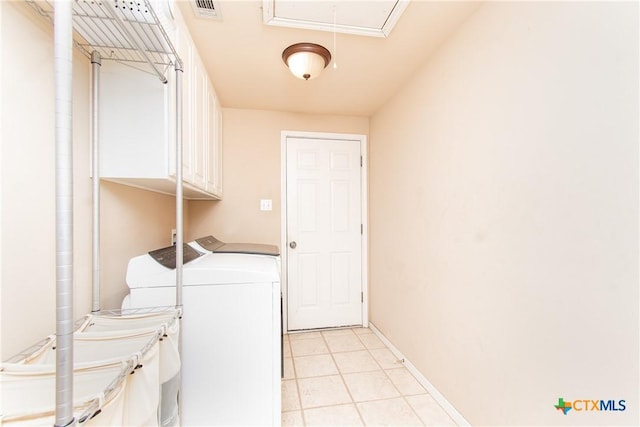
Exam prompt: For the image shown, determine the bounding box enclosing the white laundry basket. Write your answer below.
[1,344,159,426]
[76,309,182,426]
[1,308,181,427]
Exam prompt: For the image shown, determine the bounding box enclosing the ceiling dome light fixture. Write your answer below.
[282,43,332,81]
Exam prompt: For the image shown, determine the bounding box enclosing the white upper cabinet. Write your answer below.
[192,53,208,191]
[206,79,223,198]
[98,6,222,200]
[174,12,194,187]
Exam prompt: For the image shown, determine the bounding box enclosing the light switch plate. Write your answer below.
[260,199,272,211]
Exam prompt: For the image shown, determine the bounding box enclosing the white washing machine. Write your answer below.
[122,244,281,426]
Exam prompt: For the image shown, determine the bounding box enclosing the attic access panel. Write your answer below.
[262,0,409,38]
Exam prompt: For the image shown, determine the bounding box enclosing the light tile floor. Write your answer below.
[282,328,458,426]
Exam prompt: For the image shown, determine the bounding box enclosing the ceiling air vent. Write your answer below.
[191,0,223,20]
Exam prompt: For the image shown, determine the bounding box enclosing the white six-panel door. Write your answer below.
[286,136,363,330]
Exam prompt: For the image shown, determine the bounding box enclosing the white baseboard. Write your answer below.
[368,322,471,427]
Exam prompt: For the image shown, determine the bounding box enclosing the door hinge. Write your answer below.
[361,224,363,235]
[360,156,363,167]
[361,292,363,303]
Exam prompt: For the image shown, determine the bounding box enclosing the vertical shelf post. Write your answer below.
[54,0,75,425]
[175,58,184,309]
[91,50,101,313]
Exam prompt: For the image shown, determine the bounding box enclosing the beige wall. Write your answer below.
[100,181,185,310]
[1,3,178,359]
[369,2,638,426]
[1,2,91,359]
[188,108,369,246]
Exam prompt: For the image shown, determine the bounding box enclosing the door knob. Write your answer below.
[289,241,297,249]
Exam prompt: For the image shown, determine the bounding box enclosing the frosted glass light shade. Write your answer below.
[282,43,332,80]
[286,51,326,80]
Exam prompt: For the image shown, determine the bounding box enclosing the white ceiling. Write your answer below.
[178,1,482,117]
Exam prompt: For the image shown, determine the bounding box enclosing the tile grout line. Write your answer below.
[355,327,427,427]
[368,323,465,426]
[290,329,360,424]
[287,327,434,426]
[288,338,307,426]
[322,328,368,426]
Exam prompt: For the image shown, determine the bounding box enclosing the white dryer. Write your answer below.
[122,244,281,426]
[188,234,280,257]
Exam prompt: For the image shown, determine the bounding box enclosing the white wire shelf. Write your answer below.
[26,0,181,82]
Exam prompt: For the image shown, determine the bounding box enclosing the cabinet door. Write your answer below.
[206,81,223,198]
[174,15,193,184]
[94,3,220,200]
[99,61,167,178]
[192,54,207,190]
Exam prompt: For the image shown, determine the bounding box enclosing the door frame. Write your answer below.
[280,130,369,333]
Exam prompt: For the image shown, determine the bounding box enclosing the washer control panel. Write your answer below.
[148,244,202,269]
